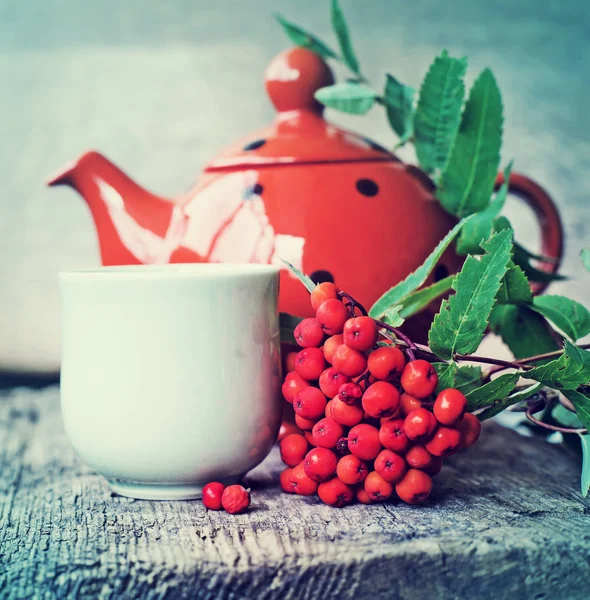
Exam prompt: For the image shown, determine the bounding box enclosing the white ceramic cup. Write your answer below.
[59,263,282,500]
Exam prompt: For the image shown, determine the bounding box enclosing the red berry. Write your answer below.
[277,421,301,442]
[332,345,367,377]
[279,433,308,467]
[317,477,354,507]
[294,347,326,381]
[362,381,401,418]
[293,387,327,420]
[324,400,333,418]
[405,445,434,469]
[316,299,349,335]
[319,368,350,398]
[348,424,381,460]
[364,471,393,502]
[304,430,314,445]
[336,454,369,485]
[288,463,318,496]
[422,456,443,477]
[295,413,316,431]
[281,371,309,403]
[403,408,437,442]
[400,360,438,398]
[311,282,339,311]
[374,449,407,483]
[284,351,298,373]
[221,485,250,514]
[434,388,467,426]
[343,316,378,351]
[280,467,294,493]
[400,392,422,415]
[303,447,337,482]
[330,396,364,426]
[294,318,324,348]
[338,382,363,405]
[457,413,482,448]
[378,418,409,453]
[336,437,351,455]
[312,417,344,449]
[356,487,375,504]
[367,346,406,380]
[323,334,344,364]
[425,427,461,457]
[202,481,225,510]
[396,469,432,505]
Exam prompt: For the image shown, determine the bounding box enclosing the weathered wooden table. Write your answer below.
[1,386,589,599]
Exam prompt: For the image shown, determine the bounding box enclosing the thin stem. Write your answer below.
[338,291,368,316]
[525,404,587,435]
[515,344,590,365]
[375,320,416,360]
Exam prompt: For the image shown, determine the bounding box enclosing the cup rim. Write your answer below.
[59,263,281,280]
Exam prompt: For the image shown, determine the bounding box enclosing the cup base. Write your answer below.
[106,475,243,501]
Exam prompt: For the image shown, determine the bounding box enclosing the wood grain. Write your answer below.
[1,387,589,599]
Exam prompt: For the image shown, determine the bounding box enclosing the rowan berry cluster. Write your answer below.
[280,282,481,507]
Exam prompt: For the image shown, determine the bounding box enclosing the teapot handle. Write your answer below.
[495,171,564,295]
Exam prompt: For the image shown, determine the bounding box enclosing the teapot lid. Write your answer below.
[204,47,398,172]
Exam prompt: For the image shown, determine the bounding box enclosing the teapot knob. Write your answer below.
[265,47,334,113]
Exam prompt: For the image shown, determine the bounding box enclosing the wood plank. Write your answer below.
[0,387,589,599]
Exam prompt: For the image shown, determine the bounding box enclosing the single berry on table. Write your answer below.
[281,371,309,403]
[312,417,344,449]
[348,423,382,460]
[316,299,349,335]
[202,481,225,510]
[336,454,369,485]
[396,469,433,505]
[323,334,344,364]
[319,367,350,398]
[338,381,363,405]
[330,396,364,427]
[403,407,437,442]
[304,447,338,482]
[294,318,325,348]
[457,413,482,448]
[332,344,367,377]
[311,282,339,311]
[364,471,394,502]
[288,464,319,496]
[367,346,406,380]
[279,433,308,467]
[379,418,410,453]
[425,427,462,457]
[294,347,327,381]
[405,445,434,469]
[343,316,378,351]
[318,478,354,507]
[221,485,251,514]
[433,388,467,426]
[374,449,407,483]
[293,387,327,420]
[362,381,400,418]
[400,359,438,398]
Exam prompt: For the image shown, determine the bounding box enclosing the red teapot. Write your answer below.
[47,47,563,335]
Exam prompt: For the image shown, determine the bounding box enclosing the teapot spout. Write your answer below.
[47,151,190,265]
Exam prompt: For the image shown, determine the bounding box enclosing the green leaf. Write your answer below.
[456,162,512,255]
[280,313,302,344]
[280,259,316,293]
[369,217,470,318]
[455,365,484,394]
[581,249,590,272]
[527,341,590,391]
[562,389,590,432]
[330,0,361,77]
[398,275,454,319]
[579,434,590,497]
[274,14,338,59]
[513,243,566,283]
[466,372,520,410]
[384,74,415,143]
[530,295,590,342]
[433,361,457,392]
[380,304,404,328]
[315,83,377,115]
[428,229,513,360]
[413,51,467,175]
[438,69,503,217]
[496,261,533,304]
[478,382,542,420]
[489,304,560,360]
[552,403,583,428]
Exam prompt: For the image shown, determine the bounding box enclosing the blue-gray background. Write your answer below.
[1,0,588,372]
